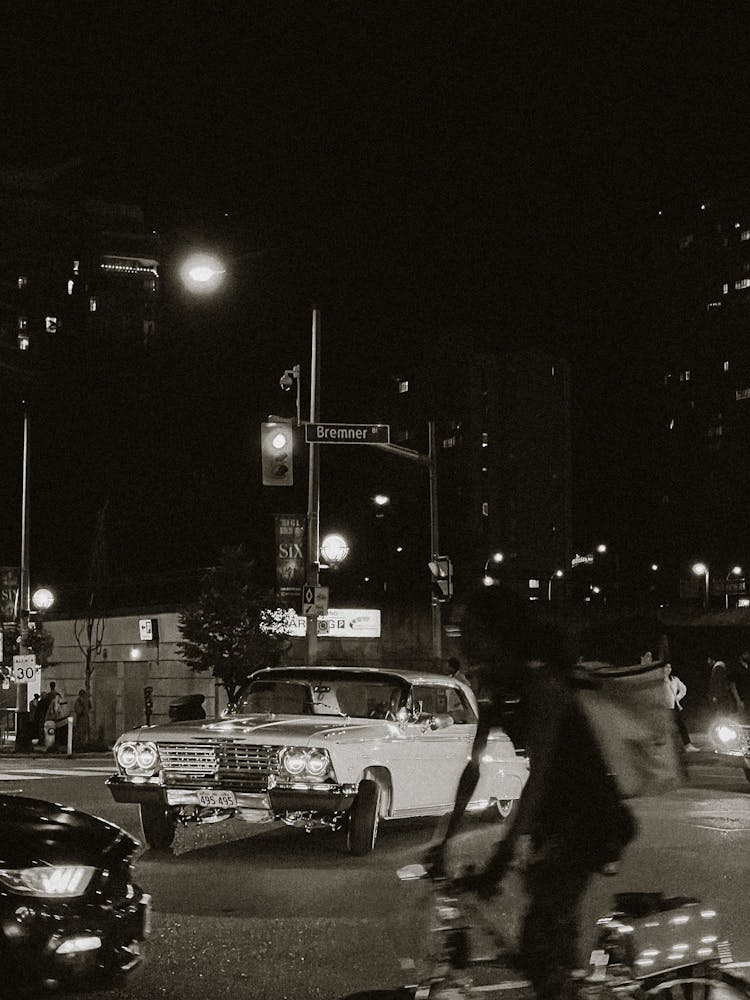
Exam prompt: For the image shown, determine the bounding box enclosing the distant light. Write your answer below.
[596,543,607,554]
[482,575,495,587]
[731,565,743,576]
[129,647,142,660]
[651,563,659,572]
[554,569,564,579]
[591,585,601,594]
[490,551,504,564]
[373,494,390,507]
[692,562,708,576]
[396,546,403,553]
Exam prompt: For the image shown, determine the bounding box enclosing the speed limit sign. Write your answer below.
[12,654,38,683]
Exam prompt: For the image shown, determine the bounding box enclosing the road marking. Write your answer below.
[0,767,112,778]
[0,772,43,780]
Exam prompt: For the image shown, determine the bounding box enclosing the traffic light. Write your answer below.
[428,556,453,602]
[261,421,293,486]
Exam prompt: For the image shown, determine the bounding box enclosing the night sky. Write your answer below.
[5,3,750,597]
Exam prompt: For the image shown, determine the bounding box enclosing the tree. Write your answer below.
[178,546,292,706]
[74,504,108,731]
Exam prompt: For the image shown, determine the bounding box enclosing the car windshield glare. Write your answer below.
[236,675,408,718]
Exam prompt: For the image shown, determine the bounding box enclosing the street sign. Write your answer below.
[302,585,329,616]
[276,609,381,638]
[305,423,390,445]
[12,654,39,692]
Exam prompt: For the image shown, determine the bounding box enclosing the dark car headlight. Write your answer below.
[279,747,332,780]
[0,865,96,898]
[115,740,160,774]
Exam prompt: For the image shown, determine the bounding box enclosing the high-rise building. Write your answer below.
[387,346,573,604]
[650,179,750,599]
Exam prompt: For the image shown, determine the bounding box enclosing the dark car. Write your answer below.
[0,793,150,996]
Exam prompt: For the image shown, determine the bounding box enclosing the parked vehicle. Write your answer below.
[710,716,750,781]
[107,665,529,855]
[0,793,150,996]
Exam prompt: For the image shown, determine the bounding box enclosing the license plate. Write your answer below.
[196,789,237,808]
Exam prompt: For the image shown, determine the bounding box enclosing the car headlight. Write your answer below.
[0,865,96,898]
[116,740,159,774]
[279,747,331,779]
[714,723,740,745]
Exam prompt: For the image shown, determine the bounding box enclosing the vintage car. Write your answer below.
[107,665,529,855]
[0,793,150,996]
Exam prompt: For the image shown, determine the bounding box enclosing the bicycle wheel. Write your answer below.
[642,973,750,998]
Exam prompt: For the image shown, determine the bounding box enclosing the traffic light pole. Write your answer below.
[372,420,442,664]
[305,307,322,665]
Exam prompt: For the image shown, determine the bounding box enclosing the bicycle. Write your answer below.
[343,864,750,999]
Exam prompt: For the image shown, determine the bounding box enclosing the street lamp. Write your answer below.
[726,565,743,610]
[692,562,710,608]
[547,569,564,602]
[482,551,504,586]
[31,588,54,612]
[178,253,227,295]
[321,533,349,566]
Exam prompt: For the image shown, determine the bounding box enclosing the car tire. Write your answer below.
[347,779,380,855]
[140,802,177,851]
[485,798,516,822]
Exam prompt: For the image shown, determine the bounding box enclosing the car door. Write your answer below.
[396,683,475,811]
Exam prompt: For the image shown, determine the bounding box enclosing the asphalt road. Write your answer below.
[2,752,750,999]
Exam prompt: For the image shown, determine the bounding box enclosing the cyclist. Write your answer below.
[427,585,638,1000]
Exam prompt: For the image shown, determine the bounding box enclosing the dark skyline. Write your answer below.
[5,3,750,596]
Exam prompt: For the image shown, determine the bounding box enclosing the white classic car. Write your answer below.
[107,665,529,854]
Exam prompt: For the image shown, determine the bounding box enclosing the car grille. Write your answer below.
[157,741,280,790]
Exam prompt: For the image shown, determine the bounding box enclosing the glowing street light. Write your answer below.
[31,588,54,612]
[547,569,564,602]
[726,565,743,610]
[692,562,710,608]
[321,533,349,565]
[178,252,227,294]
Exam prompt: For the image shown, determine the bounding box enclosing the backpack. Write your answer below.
[573,659,684,798]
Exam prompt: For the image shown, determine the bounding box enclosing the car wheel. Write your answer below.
[485,798,516,822]
[140,802,177,851]
[347,779,380,855]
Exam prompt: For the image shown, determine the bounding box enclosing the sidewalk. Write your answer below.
[0,739,112,761]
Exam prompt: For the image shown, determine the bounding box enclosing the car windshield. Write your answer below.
[236,672,410,719]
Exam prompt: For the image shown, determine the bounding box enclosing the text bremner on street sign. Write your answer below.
[305,423,390,444]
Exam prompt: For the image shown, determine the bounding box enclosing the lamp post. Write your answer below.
[179,251,323,663]
[547,569,564,602]
[482,551,504,587]
[692,562,710,609]
[726,565,743,610]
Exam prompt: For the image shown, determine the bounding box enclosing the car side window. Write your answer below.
[412,685,476,725]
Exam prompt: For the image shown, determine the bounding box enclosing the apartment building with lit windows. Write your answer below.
[650,179,750,596]
[0,168,159,371]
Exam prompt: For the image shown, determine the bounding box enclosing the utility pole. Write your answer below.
[373,420,443,665]
[305,307,322,664]
[15,404,32,750]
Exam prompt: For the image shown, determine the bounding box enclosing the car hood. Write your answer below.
[124,713,396,746]
[0,793,137,869]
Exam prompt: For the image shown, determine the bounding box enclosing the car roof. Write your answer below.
[249,664,464,688]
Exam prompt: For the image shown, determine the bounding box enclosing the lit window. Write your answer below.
[45,317,57,333]
[679,370,691,382]
[742,230,750,241]
[67,279,74,295]
[482,501,489,516]
[723,283,729,294]
[89,297,97,312]
[701,203,707,210]
[17,276,27,289]
[736,222,742,229]
[442,436,456,449]
[664,372,672,385]
[669,419,675,430]
[529,579,540,589]
[551,365,555,376]
[18,333,29,351]
[724,360,730,372]
[707,301,722,310]
[481,466,488,473]
[481,432,489,448]
[397,380,409,393]
[17,316,27,330]
[72,260,80,274]
[735,279,750,290]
